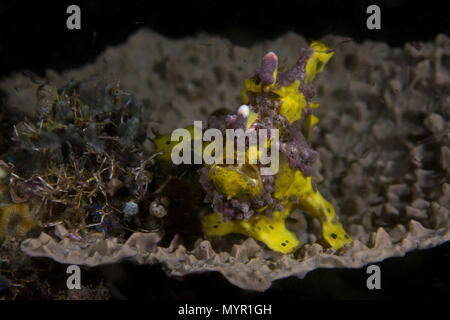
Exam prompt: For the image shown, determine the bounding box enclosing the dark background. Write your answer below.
[0,0,448,300]
[97,241,450,299]
[0,0,448,80]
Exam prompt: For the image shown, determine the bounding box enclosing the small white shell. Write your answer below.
[238,104,250,118]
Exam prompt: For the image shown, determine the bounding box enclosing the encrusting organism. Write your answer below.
[0,165,39,242]
[0,203,38,242]
[156,41,352,253]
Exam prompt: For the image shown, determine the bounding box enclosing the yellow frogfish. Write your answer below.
[155,41,352,254]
